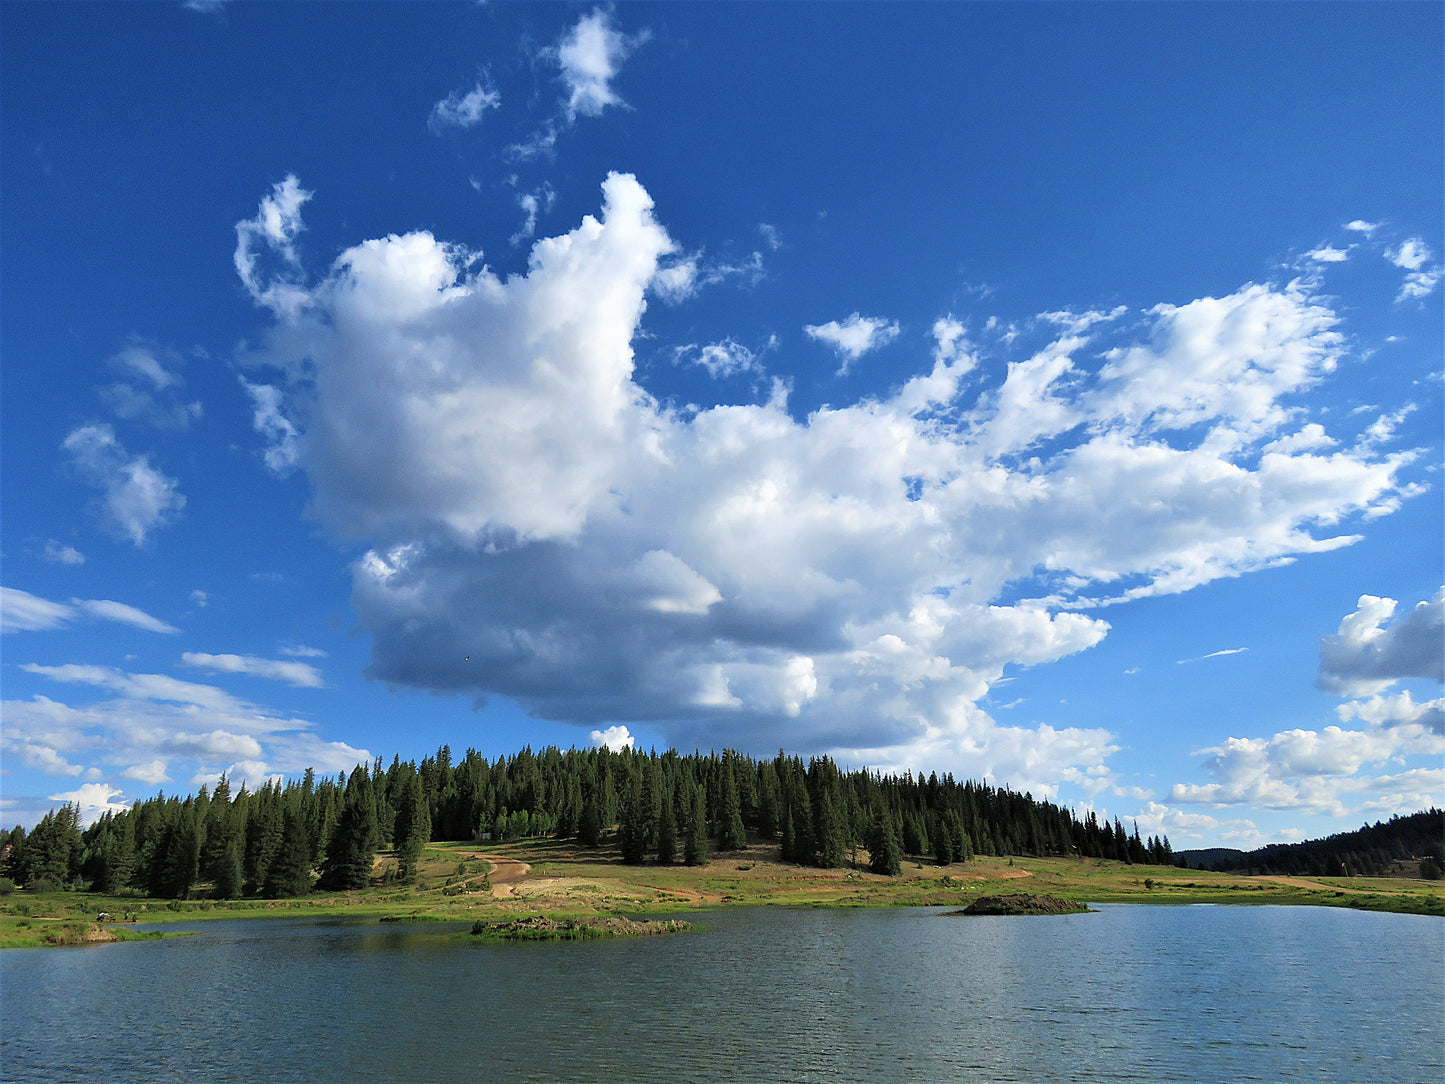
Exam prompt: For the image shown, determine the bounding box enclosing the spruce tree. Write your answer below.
[868,804,902,876]
[932,814,956,866]
[656,788,678,865]
[264,809,314,897]
[718,757,747,852]
[618,774,649,864]
[319,766,378,890]
[578,791,603,847]
[393,770,430,883]
[814,788,846,869]
[684,783,709,867]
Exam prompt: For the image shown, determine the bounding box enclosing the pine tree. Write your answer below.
[319,765,378,890]
[16,805,84,889]
[717,756,747,852]
[263,808,314,897]
[932,813,956,866]
[155,802,202,899]
[868,803,902,876]
[618,773,650,864]
[81,812,136,895]
[684,783,709,867]
[656,788,678,865]
[393,770,430,883]
[578,790,603,847]
[814,787,846,869]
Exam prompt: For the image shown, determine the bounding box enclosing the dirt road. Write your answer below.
[456,852,532,897]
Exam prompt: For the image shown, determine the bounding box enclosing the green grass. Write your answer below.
[4,841,1441,948]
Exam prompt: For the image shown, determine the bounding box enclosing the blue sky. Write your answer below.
[3,2,1441,849]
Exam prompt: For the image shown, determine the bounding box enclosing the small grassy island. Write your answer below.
[467,914,692,941]
[950,893,1093,916]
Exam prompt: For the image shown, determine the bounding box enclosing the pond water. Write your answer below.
[3,904,1441,1083]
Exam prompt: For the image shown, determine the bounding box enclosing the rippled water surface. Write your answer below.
[3,904,1441,1083]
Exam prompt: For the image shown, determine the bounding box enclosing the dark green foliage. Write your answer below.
[578,791,603,847]
[393,769,430,883]
[684,782,710,867]
[153,803,201,899]
[319,766,378,891]
[617,767,656,865]
[932,817,956,866]
[868,804,902,876]
[1195,809,1444,878]
[9,805,84,889]
[656,789,678,865]
[263,809,314,897]
[81,812,136,895]
[16,734,1203,901]
[717,754,747,852]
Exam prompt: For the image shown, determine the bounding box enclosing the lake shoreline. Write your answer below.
[4,842,1441,947]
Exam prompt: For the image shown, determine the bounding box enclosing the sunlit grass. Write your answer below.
[3,838,1440,947]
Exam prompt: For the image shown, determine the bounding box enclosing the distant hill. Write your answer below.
[1175,847,1245,869]
[1180,810,1444,879]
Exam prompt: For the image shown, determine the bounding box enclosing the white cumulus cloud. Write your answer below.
[589,724,635,751]
[233,173,1423,788]
[1318,588,1445,695]
[555,8,642,120]
[805,312,901,374]
[47,782,129,826]
[1169,589,1443,819]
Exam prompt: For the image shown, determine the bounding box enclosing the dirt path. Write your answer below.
[453,852,532,897]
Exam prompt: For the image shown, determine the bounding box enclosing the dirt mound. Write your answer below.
[43,923,121,946]
[950,893,1092,916]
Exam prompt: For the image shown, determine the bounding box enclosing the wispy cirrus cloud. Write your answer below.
[2,663,370,819]
[428,76,500,134]
[1388,238,1442,302]
[61,424,185,546]
[673,336,776,380]
[42,540,85,566]
[100,341,202,430]
[1,587,179,634]
[181,651,325,688]
[1177,648,1249,664]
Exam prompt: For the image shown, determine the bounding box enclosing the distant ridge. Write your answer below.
[1177,810,1444,879]
[1174,847,1246,869]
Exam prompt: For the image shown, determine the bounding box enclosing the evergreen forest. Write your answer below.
[1190,809,1444,879]
[1,744,1181,899]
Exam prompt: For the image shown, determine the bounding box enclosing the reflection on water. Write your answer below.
[3,905,1441,1083]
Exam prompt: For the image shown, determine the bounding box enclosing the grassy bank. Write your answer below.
[4,839,1441,947]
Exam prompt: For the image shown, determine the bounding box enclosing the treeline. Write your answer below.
[1195,809,1444,879]
[1,744,1175,899]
